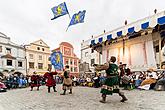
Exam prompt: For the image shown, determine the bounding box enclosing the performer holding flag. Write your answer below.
[94,56,128,103]
[44,51,63,93]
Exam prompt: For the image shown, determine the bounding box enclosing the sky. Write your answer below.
[0,0,165,58]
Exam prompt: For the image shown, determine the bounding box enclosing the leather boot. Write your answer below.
[48,87,51,93]
[30,87,33,91]
[60,90,66,95]
[119,92,128,102]
[100,94,106,103]
[53,86,57,92]
[69,89,72,94]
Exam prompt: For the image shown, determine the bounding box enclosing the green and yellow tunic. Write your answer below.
[100,63,119,95]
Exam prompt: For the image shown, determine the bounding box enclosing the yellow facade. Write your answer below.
[25,39,51,75]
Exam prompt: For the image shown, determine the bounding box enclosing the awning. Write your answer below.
[90,11,165,46]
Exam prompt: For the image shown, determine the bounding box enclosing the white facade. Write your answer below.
[81,40,101,72]
[0,32,26,74]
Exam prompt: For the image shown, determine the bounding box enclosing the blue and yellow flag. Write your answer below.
[51,2,69,20]
[68,10,86,27]
[50,52,63,70]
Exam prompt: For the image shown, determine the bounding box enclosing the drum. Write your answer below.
[122,75,131,84]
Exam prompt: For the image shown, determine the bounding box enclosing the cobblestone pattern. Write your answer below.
[0,85,165,110]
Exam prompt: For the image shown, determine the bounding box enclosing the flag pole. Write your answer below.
[64,2,71,19]
[66,25,69,32]
[68,13,71,19]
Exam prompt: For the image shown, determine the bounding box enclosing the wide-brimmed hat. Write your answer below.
[147,68,154,72]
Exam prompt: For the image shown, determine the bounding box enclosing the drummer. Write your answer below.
[95,56,128,103]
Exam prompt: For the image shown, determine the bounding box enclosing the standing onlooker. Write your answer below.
[12,74,19,88]
[30,72,41,91]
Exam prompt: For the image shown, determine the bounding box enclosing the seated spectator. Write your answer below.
[135,72,143,88]
[138,68,158,90]
[155,64,165,91]
[72,76,77,86]
[93,73,100,88]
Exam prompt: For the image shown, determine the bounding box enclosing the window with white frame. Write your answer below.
[38,63,43,69]
[6,48,11,54]
[0,46,2,52]
[91,59,95,66]
[7,60,12,66]
[18,61,22,67]
[70,67,73,72]
[29,54,33,59]
[29,62,34,68]
[70,59,73,65]
[74,67,77,72]
[85,52,88,57]
[39,55,42,60]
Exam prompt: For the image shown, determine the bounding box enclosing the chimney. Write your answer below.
[154,9,157,14]
[125,20,127,25]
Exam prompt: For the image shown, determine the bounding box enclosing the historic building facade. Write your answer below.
[52,42,79,77]
[81,11,165,71]
[0,32,26,75]
[25,39,51,75]
[81,40,100,72]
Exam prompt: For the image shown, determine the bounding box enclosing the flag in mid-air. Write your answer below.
[51,2,69,20]
[68,10,86,27]
[50,52,63,70]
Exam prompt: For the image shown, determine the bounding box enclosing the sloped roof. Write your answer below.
[30,39,50,48]
[0,32,7,37]
[0,32,10,40]
[60,42,73,48]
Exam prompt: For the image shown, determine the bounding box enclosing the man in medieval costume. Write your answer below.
[30,71,41,91]
[44,66,57,93]
[95,56,128,103]
[61,65,72,95]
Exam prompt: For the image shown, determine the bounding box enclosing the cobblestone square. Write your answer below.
[0,85,165,110]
